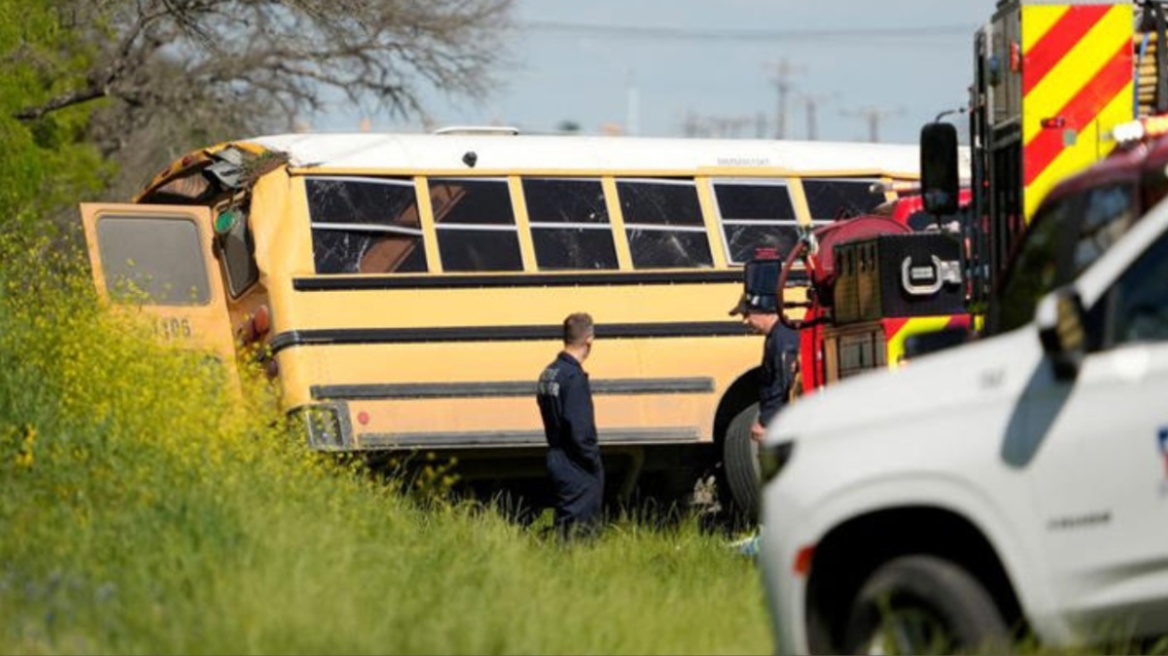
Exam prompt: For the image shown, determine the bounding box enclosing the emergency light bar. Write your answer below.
[870,180,921,195]
[1112,114,1168,144]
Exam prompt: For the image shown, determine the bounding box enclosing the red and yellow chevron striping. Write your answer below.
[1021,3,1134,220]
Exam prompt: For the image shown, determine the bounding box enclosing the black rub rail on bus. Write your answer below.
[268,322,755,355]
[291,269,807,291]
[310,377,716,400]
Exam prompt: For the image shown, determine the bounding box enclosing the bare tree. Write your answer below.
[11,0,514,198]
[15,0,515,134]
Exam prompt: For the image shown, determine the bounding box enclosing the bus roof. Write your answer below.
[243,132,925,176]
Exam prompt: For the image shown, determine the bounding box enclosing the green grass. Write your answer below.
[0,234,772,655]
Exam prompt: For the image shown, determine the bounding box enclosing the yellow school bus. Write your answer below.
[79,128,920,509]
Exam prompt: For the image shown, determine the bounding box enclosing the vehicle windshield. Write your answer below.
[991,183,1135,334]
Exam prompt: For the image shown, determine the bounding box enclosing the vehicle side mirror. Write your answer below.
[1036,288,1086,380]
[920,122,960,216]
[902,326,969,361]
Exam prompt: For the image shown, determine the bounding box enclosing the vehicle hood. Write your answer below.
[768,326,1043,443]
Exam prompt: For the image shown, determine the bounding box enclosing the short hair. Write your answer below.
[563,312,594,346]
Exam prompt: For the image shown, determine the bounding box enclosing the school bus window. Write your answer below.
[429,178,523,272]
[306,176,428,275]
[96,216,210,305]
[523,178,618,270]
[713,180,812,264]
[803,178,885,221]
[617,178,713,269]
[220,207,259,297]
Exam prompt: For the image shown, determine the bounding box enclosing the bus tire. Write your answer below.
[722,403,760,522]
[843,555,1010,655]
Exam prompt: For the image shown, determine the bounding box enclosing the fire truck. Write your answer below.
[729,0,1168,519]
[757,2,1168,654]
[924,0,1168,327]
[790,0,1168,377]
[722,190,973,519]
[773,187,973,394]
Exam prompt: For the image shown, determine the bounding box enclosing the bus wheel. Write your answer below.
[722,403,760,522]
[843,555,1010,655]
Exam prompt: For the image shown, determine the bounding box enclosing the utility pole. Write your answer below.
[681,113,754,138]
[767,58,803,139]
[841,105,905,142]
[799,92,837,141]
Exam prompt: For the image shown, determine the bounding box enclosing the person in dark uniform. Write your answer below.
[536,312,604,537]
[729,290,800,443]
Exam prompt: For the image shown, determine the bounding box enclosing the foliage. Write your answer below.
[0,232,772,655]
[0,1,110,235]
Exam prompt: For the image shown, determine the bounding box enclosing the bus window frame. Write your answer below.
[709,177,828,265]
[305,175,428,275]
[428,176,525,273]
[521,176,620,272]
[801,176,887,221]
[615,176,714,270]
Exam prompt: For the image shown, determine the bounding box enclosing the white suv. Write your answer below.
[758,193,1168,653]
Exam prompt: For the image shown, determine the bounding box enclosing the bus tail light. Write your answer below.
[238,305,272,346]
[252,304,270,336]
[292,403,351,450]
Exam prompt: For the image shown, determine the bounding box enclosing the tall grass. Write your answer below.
[0,233,771,655]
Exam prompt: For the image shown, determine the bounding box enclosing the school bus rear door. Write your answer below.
[78,203,237,367]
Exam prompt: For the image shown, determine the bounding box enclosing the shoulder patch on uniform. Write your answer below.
[538,367,561,397]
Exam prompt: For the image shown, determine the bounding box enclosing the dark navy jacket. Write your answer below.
[759,324,799,427]
[536,352,602,472]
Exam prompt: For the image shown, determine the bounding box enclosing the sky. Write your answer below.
[316,1,993,145]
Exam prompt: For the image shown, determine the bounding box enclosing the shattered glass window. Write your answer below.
[721,224,801,264]
[313,231,428,274]
[802,178,884,221]
[524,178,609,224]
[524,178,617,270]
[617,179,704,226]
[625,230,713,269]
[713,180,818,264]
[617,179,712,269]
[429,178,523,272]
[307,176,428,274]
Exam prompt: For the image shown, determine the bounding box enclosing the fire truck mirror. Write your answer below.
[920,122,960,217]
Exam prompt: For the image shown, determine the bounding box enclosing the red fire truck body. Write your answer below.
[775,190,973,394]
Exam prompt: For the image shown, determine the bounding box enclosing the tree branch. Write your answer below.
[15,85,108,121]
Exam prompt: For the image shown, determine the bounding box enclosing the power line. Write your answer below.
[518,21,974,43]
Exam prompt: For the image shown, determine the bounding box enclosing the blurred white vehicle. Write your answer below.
[758,191,1168,653]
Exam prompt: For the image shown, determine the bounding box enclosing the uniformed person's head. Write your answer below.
[729,293,779,335]
[563,312,594,360]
